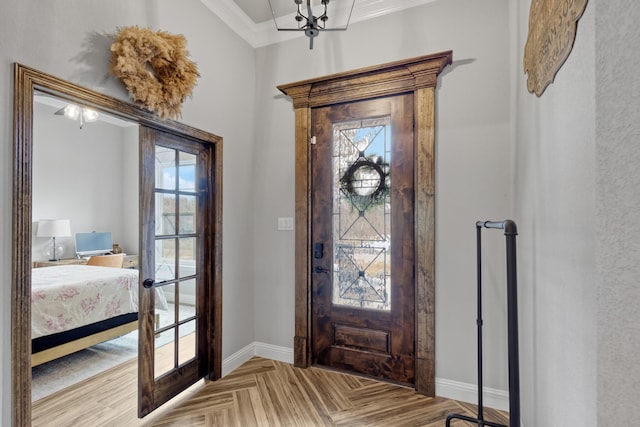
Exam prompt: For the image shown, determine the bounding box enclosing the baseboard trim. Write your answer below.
[435,377,510,412]
[221,343,511,414]
[254,342,294,364]
[221,342,255,377]
[221,341,294,377]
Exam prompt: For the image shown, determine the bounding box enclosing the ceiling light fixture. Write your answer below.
[268,0,356,49]
[55,104,99,129]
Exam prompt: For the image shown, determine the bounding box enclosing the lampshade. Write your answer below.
[37,219,71,238]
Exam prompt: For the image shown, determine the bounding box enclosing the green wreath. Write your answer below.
[339,156,390,211]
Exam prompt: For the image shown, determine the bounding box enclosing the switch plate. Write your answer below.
[277,217,294,231]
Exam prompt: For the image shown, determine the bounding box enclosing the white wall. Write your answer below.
[32,102,137,260]
[148,0,259,369]
[120,125,141,254]
[513,0,640,425]
[513,1,597,426]
[594,0,640,425]
[252,0,512,392]
[0,1,256,424]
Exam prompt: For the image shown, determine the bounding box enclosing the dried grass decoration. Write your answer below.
[109,26,200,120]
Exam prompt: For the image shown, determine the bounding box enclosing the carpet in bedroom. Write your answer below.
[31,330,138,401]
[32,303,194,402]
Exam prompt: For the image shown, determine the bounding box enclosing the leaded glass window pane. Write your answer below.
[332,118,391,311]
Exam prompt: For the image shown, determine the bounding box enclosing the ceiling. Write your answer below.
[232,0,282,24]
[200,0,437,48]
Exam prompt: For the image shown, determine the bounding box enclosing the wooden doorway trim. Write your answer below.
[12,64,223,426]
[277,51,452,396]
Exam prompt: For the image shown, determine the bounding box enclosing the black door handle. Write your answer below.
[314,266,331,274]
[143,278,171,289]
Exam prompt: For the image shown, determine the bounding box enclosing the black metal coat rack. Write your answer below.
[446,220,520,427]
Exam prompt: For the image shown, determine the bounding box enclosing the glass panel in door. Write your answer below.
[153,148,198,379]
[332,119,391,311]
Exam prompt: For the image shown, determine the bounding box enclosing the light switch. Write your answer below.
[277,217,294,231]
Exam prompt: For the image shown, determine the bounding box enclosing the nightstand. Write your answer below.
[33,255,138,269]
[33,258,87,268]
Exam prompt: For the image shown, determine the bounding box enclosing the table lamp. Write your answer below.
[37,219,71,261]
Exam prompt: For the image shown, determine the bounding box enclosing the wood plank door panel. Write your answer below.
[311,94,415,385]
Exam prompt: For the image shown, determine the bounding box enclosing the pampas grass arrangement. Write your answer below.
[109,26,200,120]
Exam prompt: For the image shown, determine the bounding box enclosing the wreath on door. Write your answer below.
[109,26,200,120]
[339,156,390,211]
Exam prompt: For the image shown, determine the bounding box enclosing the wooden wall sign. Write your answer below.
[523,0,589,96]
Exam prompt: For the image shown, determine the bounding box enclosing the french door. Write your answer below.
[311,94,416,384]
[138,127,219,417]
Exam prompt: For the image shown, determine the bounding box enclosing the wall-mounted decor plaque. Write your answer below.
[523,0,589,96]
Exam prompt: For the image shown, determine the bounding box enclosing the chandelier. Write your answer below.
[268,0,356,49]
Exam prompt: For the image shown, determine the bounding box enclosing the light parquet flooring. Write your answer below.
[32,356,510,427]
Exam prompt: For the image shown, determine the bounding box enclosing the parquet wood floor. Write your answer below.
[32,356,510,426]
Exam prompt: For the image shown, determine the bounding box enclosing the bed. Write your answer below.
[31,264,167,366]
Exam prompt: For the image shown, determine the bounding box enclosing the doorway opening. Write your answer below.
[12,63,223,426]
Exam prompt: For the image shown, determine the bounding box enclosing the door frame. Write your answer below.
[11,63,223,426]
[277,51,452,396]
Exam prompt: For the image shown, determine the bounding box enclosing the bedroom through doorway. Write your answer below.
[30,97,142,402]
[29,102,199,403]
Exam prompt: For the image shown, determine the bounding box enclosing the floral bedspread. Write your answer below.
[32,265,142,339]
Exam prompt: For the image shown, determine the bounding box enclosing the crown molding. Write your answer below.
[200,0,438,48]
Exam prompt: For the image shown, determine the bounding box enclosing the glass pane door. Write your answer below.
[138,126,217,418]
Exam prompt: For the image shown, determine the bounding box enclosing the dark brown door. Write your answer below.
[311,95,415,385]
[138,127,214,417]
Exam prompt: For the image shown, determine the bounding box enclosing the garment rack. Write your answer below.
[446,220,520,427]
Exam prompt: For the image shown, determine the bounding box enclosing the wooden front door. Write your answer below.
[311,94,416,384]
[138,127,220,417]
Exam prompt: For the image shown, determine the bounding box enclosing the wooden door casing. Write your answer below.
[311,95,415,384]
[278,51,452,396]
